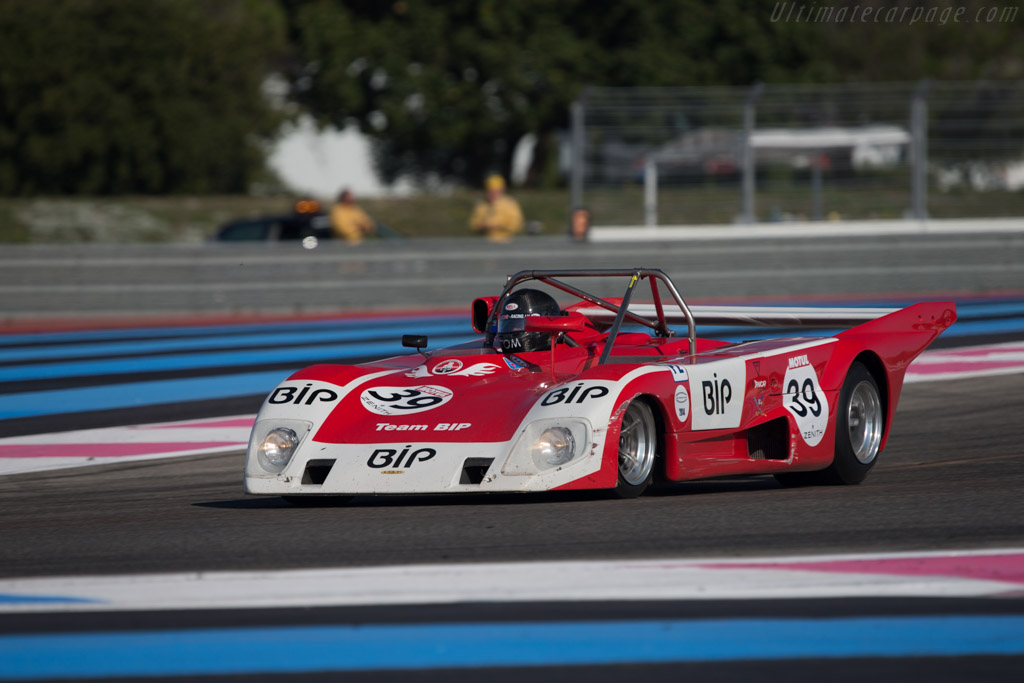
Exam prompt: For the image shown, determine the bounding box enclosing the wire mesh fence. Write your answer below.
[570,81,1024,226]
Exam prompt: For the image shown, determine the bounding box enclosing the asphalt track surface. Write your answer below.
[1,374,1022,681]
[3,374,1021,578]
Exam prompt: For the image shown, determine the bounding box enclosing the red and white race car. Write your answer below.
[244,268,955,502]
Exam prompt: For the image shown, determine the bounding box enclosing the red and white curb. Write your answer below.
[0,415,253,476]
[903,340,1024,383]
[1,548,1021,612]
[1,342,1022,477]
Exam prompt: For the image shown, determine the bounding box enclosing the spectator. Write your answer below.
[469,174,523,243]
[570,206,590,242]
[330,188,375,244]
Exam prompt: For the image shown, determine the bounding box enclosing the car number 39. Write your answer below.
[786,377,822,417]
[359,385,455,415]
[782,365,829,447]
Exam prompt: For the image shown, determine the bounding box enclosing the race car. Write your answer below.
[244,268,956,502]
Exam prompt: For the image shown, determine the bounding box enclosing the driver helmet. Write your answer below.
[496,288,561,353]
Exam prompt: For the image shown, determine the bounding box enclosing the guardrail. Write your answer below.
[1,221,1022,323]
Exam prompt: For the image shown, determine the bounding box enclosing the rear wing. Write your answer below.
[574,304,899,329]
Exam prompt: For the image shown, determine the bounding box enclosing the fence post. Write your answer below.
[811,152,824,220]
[742,82,764,224]
[569,96,586,234]
[644,158,658,227]
[911,79,930,220]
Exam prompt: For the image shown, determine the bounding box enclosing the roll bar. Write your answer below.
[482,268,698,363]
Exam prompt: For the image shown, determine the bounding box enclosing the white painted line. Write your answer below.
[1,548,1020,613]
[589,217,1024,242]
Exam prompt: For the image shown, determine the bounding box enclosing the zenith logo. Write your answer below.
[788,354,810,369]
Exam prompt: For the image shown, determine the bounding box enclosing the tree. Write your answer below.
[0,0,288,195]
[282,0,839,188]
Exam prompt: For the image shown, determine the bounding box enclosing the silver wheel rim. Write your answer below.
[848,380,883,464]
[618,402,656,486]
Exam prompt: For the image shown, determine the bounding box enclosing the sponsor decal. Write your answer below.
[501,336,523,352]
[663,363,689,383]
[788,354,810,370]
[269,383,339,406]
[503,356,525,370]
[505,302,519,311]
[701,373,732,416]
[432,359,463,374]
[674,385,690,421]
[375,422,471,432]
[749,388,768,418]
[782,360,829,447]
[689,359,745,430]
[753,379,767,389]
[360,385,454,415]
[406,361,501,378]
[540,382,610,407]
[448,362,500,377]
[367,446,436,469]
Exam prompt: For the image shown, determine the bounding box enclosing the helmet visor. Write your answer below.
[497,312,526,335]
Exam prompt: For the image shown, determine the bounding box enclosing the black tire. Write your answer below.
[775,362,884,487]
[282,495,353,507]
[613,401,659,499]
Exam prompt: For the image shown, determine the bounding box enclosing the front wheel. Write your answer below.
[614,401,658,498]
[776,362,884,487]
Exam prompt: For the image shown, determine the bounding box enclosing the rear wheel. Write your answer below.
[614,401,658,498]
[775,362,883,487]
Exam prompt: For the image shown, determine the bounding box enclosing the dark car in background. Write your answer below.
[214,200,332,247]
[214,199,400,247]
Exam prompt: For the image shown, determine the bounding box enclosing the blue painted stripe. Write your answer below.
[0,333,475,383]
[0,320,471,364]
[953,300,1024,317]
[0,371,290,419]
[0,314,464,347]
[0,616,1021,679]
[0,594,98,605]
[939,317,1024,338]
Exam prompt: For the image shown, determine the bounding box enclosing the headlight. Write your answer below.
[502,418,591,476]
[247,419,312,476]
[532,427,576,467]
[258,428,299,472]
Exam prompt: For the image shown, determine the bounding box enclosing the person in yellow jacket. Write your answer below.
[330,188,375,244]
[469,174,523,242]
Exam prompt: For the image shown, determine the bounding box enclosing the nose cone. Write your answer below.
[314,356,544,444]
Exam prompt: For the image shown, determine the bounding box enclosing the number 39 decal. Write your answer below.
[782,362,829,447]
[360,385,454,416]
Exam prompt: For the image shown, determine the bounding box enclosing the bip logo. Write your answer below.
[689,360,745,431]
[367,446,436,470]
[701,373,732,416]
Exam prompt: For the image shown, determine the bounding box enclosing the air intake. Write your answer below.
[747,419,789,460]
[302,459,336,485]
[460,458,494,485]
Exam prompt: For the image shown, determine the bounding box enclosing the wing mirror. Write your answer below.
[472,297,498,333]
[402,334,429,358]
